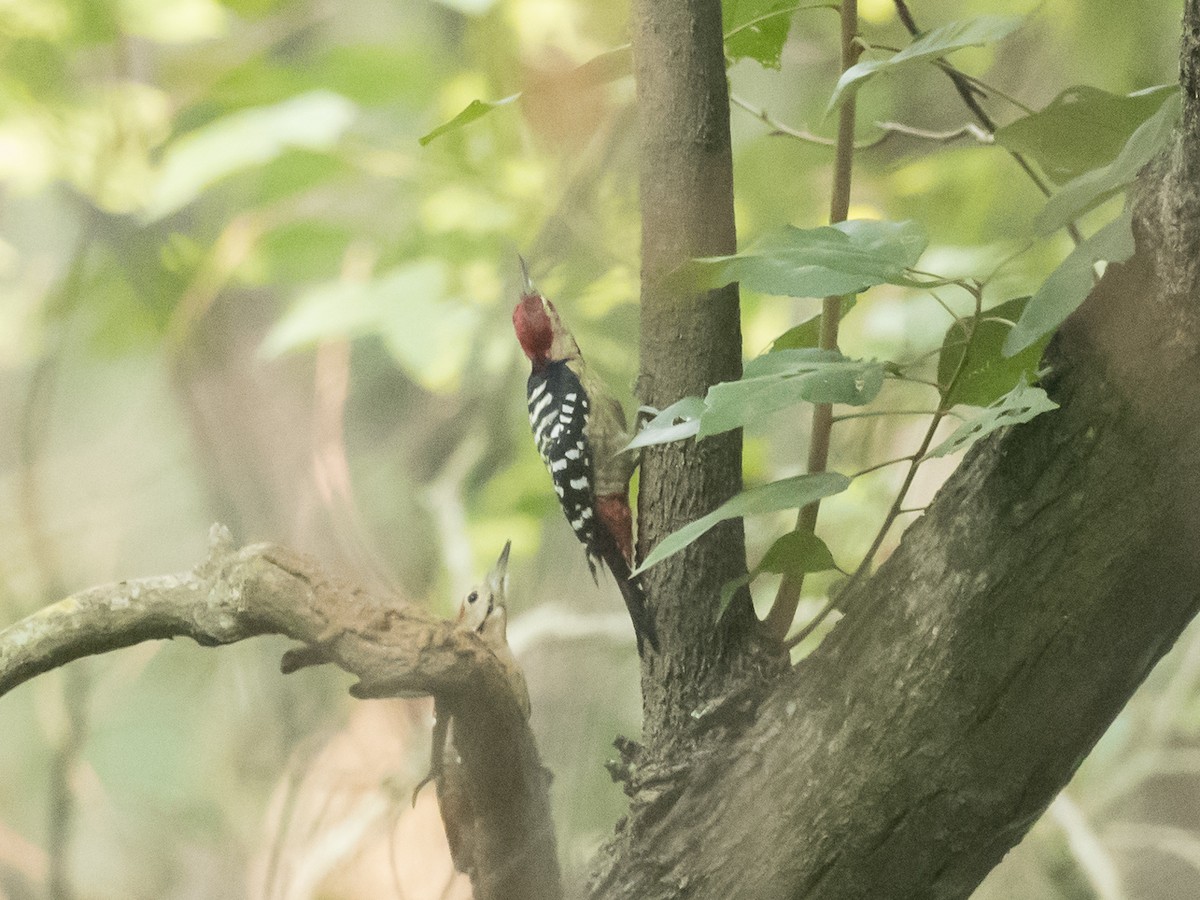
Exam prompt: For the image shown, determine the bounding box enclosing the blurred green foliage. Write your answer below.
[0,0,1194,896]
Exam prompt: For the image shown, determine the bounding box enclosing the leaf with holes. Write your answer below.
[633,472,850,575]
[625,397,705,451]
[925,380,1058,459]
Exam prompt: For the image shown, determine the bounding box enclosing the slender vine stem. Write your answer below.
[784,282,985,650]
[730,94,885,148]
[731,94,986,149]
[849,455,916,479]
[832,409,941,422]
[763,0,860,641]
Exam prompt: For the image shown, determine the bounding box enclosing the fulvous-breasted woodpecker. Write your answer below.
[512,260,659,655]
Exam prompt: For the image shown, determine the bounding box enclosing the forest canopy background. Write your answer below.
[0,0,1194,897]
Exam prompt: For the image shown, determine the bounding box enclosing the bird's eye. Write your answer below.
[466,591,478,604]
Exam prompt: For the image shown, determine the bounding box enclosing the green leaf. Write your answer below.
[724,0,832,69]
[674,219,927,299]
[938,296,1048,407]
[759,530,837,576]
[698,350,884,437]
[633,472,850,575]
[1034,92,1180,234]
[418,94,520,147]
[1003,209,1134,356]
[827,16,1022,113]
[770,298,856,350]
[995,84,1177,184]
[625,397,705,451]
[145,91,357,220]
[715,530,837,621]
[925,380,1058,459]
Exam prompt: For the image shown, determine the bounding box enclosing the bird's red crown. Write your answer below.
[512,290,554,369]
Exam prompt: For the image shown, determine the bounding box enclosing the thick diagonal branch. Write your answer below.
[0,527,561,900]
[590,6,1200,899]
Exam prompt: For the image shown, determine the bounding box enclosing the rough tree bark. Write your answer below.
[588,3,1200,899]
[631,0,780,753]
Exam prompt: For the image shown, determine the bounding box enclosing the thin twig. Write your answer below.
[849,455,916,479]
[888,374,944,391]
[832,409,941,422]
[872,121,993,144]
[786,283,984,650]
[853,284,983,577]
[724,1,838,41]
[730,94,884,148]
[764,0,860,641]
[890,0,1084,246]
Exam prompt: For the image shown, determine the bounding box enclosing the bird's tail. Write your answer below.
[596,536,660,656]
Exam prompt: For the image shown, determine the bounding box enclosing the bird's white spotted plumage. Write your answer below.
[526,360,597,552]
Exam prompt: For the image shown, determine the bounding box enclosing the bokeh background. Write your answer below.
[0,0,1191,897]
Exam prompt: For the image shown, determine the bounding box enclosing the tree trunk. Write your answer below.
[593,2,1200,898]
[630,0,779,751]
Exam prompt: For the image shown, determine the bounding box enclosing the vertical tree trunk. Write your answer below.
[630,0,777,747]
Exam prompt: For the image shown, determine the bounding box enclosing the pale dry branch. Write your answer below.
[0,525,561,900]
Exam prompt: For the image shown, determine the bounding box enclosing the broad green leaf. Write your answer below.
[633,472,850,575]
[419,94,519,147]
[759,530,836,576]
[827,16,1022,112]
[995,84,1177,184]
[699,350,884,437]
[770,298,856,350]
[1034,93,1180,234]
[724,1,832,69]
[925,380,1058,459]
[938,296,1048,407]
[146,91,356,220]
[1004,209,1134,356]
[675,219,927,299]
[716,530,837,620]
[625,397,705,451]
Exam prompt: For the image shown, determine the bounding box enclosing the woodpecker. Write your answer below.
[454,539,530,717]
[511,259,659,654]
[413,540,529,805]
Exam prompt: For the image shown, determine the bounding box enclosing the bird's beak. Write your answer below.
[517,254,535,295]
[487,539,511,594]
